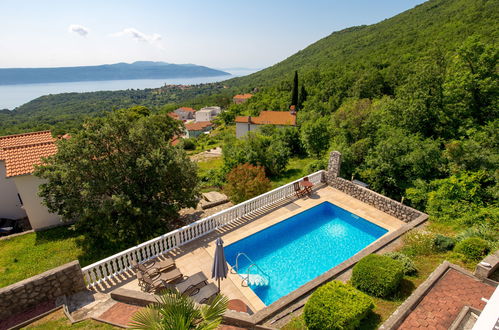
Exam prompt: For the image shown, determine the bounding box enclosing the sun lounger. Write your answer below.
[131,256,175,275]
[162,271,208,296]
[138,268,183,293]
[189,282,219,304]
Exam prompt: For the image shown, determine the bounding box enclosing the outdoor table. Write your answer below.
[301,180,314,195]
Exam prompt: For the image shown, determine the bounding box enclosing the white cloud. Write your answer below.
[68,24,89,37]
[111,28,163,48]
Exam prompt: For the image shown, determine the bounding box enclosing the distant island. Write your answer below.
[0,61,230,85]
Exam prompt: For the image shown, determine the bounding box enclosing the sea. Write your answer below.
[0,69,257,110]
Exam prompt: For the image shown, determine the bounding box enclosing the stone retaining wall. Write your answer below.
[326,151,422,222]
[0,260,86,320]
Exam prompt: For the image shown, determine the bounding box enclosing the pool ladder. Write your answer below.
[231,252,270,287]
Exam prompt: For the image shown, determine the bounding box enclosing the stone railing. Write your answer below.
[81,170,325,287]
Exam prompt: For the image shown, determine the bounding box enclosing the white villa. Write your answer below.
[0,131,61,230]
[235,110,297,138]
[195,106,222,122]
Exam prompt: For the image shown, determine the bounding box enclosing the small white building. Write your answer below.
[195,106,221,122]
[174,107,196,121]
[0,131,61,230]
[235,110,297,138]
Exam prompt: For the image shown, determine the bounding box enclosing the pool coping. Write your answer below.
[221,211,428,328]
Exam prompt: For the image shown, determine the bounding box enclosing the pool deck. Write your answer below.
[105,186,405,313]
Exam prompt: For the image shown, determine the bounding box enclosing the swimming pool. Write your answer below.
[224,201,388,305]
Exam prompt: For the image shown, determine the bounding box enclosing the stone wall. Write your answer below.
[0,260,86,320]
[326,151,422,222]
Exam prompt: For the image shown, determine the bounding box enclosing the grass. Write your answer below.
[270,157,316,189]
[22,308,117,329]
[0,226,122,288]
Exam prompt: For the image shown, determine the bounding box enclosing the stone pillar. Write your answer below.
[327,151,342,184]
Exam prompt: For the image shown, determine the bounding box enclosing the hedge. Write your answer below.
[455,237,490,261]
[304,281,374,330]
[351,254,404,297]
[384,252,417,276]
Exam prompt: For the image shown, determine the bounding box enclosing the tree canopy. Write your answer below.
[36,106,199,248]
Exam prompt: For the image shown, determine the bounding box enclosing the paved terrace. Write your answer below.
[90,185,405,313]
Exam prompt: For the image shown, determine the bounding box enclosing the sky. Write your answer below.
[0,0,427,70]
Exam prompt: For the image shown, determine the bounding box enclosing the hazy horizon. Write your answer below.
[0,0,426,69]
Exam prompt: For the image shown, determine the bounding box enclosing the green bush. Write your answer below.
[402,230,437,256]
[351,254,404,297]
[454,237,490,261]
[384,252,417,276]
[433,234,456,252]
[304,281,374,330]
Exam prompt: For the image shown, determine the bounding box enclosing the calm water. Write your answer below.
[224,201,387,305]
[0,69,257,110]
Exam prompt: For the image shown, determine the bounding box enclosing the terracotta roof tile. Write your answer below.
[3,142,58,177]
[168,112,180,119]
[177,107,196,112]
[235,111,296,126]
[185,121,213,131]
[233,93,253,99]
[0,131,54,160]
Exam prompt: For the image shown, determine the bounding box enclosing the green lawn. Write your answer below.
[270,157,317,189]
[0,226,121,288]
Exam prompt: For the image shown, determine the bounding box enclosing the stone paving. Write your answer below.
[398,268,495,329]
[97,302,142,327]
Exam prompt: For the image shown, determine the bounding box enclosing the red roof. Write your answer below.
[233,93,253,100]
[0,130,58,177]
[185,121,213,131]
[177,107,196,112]
[168,112,180,119]
[235,111,296,126]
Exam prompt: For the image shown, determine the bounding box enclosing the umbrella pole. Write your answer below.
[218,278,221,293]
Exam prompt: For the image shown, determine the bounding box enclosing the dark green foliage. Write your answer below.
[300,116,331,158]
[454,237,490,261]
[351,254,404,298]
[304,281,374,330]
[383,252,417,276]
[222,133,290,177]
[181,138,196,150]
[433,235,456,252]
[291,71,298,107]
[298,84,308,110]
[35,107,199,249]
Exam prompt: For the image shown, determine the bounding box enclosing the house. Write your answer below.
[0,131,61,230]
[234,110,297,138]
[185,121,213,138]
[195,106,221,122]
[174,107,196,121]
[233,93,253,104]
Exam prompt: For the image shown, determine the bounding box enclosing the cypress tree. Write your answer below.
[291,71,299,107]
[298,84,308,109]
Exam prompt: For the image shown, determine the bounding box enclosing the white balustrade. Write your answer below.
[81,170,325,286]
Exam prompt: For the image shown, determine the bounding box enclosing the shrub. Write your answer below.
[181,138,196,150]
[304,281,374,330]
[402,230,437,256]
[384,252,417,276]
[351,254,404,297]
[433,234,456,252]
[306,159,327,173]
[223,163,271,203]
[454,237,490,261]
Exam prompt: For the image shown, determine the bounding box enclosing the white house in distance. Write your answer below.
[195,106,221,122]
[174,107,196,121]
[0,131,62,230]
[234,109,297,138]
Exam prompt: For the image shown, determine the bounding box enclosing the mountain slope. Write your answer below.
[227,0,498,88]
[0,61,229,85]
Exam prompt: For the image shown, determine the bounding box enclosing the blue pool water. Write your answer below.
[224,202,387,305]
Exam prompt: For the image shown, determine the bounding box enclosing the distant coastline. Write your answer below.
[0,61,229,86]
[0,68,258,110]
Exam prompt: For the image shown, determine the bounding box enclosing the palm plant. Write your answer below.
[129,290,228,330]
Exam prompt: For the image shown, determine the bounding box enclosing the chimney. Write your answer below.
[290,105,296,115]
